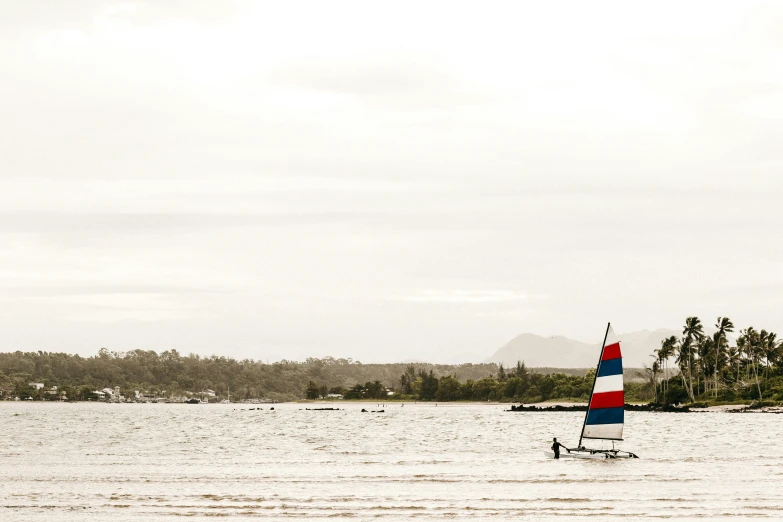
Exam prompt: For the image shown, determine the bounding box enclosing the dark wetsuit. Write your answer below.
[551,441,565,459]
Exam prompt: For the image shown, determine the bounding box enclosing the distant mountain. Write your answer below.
[489,329,680,368]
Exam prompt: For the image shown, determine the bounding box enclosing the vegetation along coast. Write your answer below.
[2,316,780,409]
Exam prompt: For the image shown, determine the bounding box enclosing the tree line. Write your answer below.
[4,316,780,404]
[649,316,783,404]
[306,362,656,403]
[0,348,503,401]
[0,348,652,402]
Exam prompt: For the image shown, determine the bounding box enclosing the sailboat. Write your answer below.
[220,385,231,404]
[545,323,639,459]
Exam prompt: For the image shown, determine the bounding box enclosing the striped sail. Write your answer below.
[581,326,624,441]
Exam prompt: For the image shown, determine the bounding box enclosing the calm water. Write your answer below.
[2,402,782,520]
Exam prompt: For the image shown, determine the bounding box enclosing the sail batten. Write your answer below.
[580,326,624,442]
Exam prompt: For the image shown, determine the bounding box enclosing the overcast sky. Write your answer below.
[1,1,781,363]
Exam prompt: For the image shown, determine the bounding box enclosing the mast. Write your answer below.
[578,322,611,448]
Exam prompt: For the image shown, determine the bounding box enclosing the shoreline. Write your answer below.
[507,402,783,413]
[4,399,781,412]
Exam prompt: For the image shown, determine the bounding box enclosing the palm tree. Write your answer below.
[658,336,678,404]
[760,331,779,380]
[725,344,740,389]
[713,317,734,398]
[696,335,715,396]
[647,359,660,402]
[739,327,763,400]
[676,338,691,399]
[735,335,748,386]
[680,317,704,402]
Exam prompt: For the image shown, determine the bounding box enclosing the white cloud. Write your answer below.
[390,290,529,304]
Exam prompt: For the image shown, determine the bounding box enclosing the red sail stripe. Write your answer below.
[589,390,625,409]
[601,342,621,361]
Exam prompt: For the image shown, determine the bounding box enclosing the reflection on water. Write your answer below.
[1,402,782,520]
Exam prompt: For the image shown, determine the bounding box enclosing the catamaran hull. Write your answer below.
[545,451,608,459]
[544,451,637,460]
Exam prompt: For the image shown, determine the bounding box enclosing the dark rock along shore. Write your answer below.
[506,403,693,412]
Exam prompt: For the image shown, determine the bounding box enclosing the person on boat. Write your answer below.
[551,438,569,459]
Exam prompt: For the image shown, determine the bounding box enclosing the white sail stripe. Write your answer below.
[582,423,624,440]
[592,374,623,394]
[605,326,618,347]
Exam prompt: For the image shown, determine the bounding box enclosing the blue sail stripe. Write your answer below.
[596,357,623,378]
[584,406,624,425]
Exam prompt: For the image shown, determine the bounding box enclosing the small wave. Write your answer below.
[544,498,592,503]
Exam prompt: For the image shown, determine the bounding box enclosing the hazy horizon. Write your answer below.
[0,325,677,366]
[2,1,782,363]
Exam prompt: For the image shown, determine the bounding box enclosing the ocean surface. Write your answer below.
[2,402,782,520]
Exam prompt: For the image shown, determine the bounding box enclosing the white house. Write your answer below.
[29,383,45,390]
